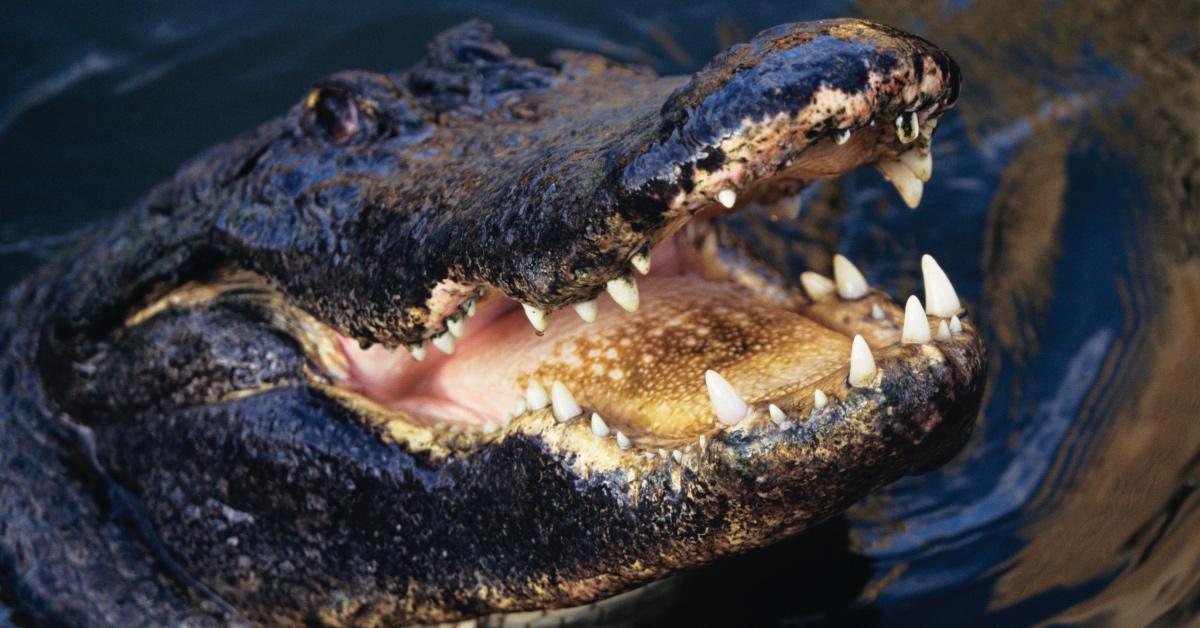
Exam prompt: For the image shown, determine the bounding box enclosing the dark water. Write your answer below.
[2,1,1197,625]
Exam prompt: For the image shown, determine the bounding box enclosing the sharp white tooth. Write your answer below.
[832,255,869,300]
[432,331,456,354]
[937,320,952,341]
[871,304,885,320]
[643,452,656,460]
[834,128,852,145]
[921,254,962,317]
[550,381,582,422]
[510,399,528,418]
[462,298,477,316]
[521,303,550,333]
[768,404,787,424]
[877,159,924,209]
[630,250,651,275]
[672,449,683,463]
[590,412,610,438]
[848,335,877,387]
[899,148,932,182]
[525,380,549,410]
[801,271,836,301]
[446,314,467,338]
[699,434,708,451]
[616,431,632,449]
[482,421,500,434]
[605,275,639,312]
[950,315,963,335]
[572,299,598,323]
[770,193,802,220]
[705,369,749,426]
[902,295,932,344]
[814,389,828,409]
[406,342,427,362]
[895,111,919,144]
[658,448,669,459]
[717,188,737,209]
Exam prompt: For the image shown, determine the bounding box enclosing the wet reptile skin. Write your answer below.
[0,19,983,626]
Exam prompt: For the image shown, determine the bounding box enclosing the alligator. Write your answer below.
[0,18,984,626]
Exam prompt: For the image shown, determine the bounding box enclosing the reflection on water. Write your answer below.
[1,0,1196,624]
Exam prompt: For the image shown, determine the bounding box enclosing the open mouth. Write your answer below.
[108,18,972,466]
[331,112,966,450]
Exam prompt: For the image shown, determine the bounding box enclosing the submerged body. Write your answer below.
[0,19,983,625]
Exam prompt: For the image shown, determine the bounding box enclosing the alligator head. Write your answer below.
[7,18,983,625]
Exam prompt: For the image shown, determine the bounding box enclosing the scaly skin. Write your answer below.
[0,19,982,625]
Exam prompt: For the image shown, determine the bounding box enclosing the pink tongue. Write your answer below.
[339,275,850,435]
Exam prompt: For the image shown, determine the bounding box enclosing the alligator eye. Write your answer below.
[304,85,360,143]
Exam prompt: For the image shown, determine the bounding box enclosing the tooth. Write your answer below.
[705,369,749,426]
[644,452,657,460]
[672,449,683,463]
[770,194,802,220]
[605,275,639,312]
[937,320,952,341]
[658,448,669,459]
[768,404,787,424]
[590,412,610,437]
[902,295,932,344]
[406,342,427,362]
[431,331,455,354]
[573,299,598,323]
[630,249,652,275]
[446,314,466,338]
[921,254,962,317]
[510,399,528,418]
[877,159,924,208]
[616,431,632,449]
[699,435,708,451]
[814,389,828,409]
[871,304,885,320]
[521,303,550,332]
[525,380,549,410]
[717,189,737,209]
[834,128,852,145]
[848,335,877,387]
[482,421,500,434]
[801,271,836,301]
[950,315,963,335]
[899,149,932,182]
[832,255,869,300]
[895,111,919,144]
[462,298,477,317]
[551,381,582,422]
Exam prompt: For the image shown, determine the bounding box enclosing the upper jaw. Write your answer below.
[387,22,957,352]
[265,20,962,350]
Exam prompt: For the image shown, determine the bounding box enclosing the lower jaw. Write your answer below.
[334,230,901,441]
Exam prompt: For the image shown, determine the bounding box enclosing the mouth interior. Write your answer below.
[339,232,855,439]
